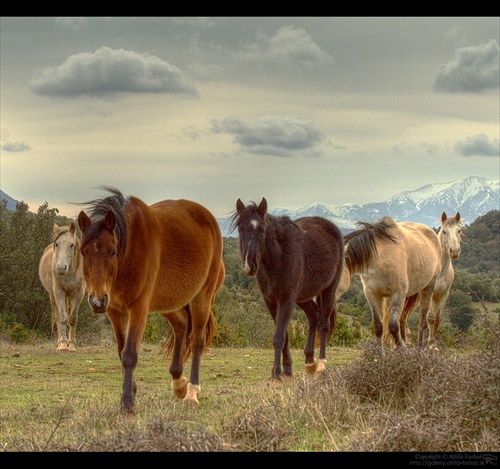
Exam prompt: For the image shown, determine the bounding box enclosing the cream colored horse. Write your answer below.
[395,212,462,351]
[38,222,86,352]
[337,213,461,350]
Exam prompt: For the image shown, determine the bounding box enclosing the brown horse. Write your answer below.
[38,222,86,352]
[338,213,462,350]
[230,198,344,380]
[77,187,225,413]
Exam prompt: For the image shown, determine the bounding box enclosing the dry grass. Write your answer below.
[1,325,498,452]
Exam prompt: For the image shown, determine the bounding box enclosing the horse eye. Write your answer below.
[111,249,117,257]
[442,230,447,234]
[70,243,75,248]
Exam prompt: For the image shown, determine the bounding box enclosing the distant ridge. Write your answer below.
[2,177,499,238]
[218,176,499,237]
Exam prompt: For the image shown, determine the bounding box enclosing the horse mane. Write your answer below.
[228,200,296,236]
[77,186,128,256]
[51,225,72,243]
[343,216,398,273]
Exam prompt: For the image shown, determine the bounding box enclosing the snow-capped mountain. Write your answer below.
[3,176,498,237]
[220,176,499,237]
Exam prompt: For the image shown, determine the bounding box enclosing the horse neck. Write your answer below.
[260,221,285,269]
[438,230,453,273]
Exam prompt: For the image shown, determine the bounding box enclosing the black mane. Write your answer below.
[77,186,128,256]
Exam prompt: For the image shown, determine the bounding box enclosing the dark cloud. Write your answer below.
[30,46,199,98]
[1,141,30,152]
[455,134,499,157]
[433,39,499,93]
[210,115,325,157]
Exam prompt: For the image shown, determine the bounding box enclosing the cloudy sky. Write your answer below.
[1,17,499,219]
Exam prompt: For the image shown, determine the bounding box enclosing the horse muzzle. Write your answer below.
[449,248,461,259]
[56,264,68,275]
[88,293,109,314]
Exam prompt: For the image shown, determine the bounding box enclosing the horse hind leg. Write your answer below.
[162,309,189,401]
[386,294,407,348]
[297,300,319,375]
[67,295,82,352]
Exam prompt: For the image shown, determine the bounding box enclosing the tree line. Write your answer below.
[0,198,498,348]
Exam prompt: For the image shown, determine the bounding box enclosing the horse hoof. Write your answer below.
[172,376,188,399]
[281,374,294,383]
[183,383,201,409]
[56,347,70,353]
[314,359,327,375]
[305,359,318,375]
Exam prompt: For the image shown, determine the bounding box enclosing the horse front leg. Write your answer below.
[271,298,294,381]
[427,290,449,352]
[108,306,144,414]
[67,292,83,352]
[53,290,70,352]
[298,300,319,374]
[417,284,435,349]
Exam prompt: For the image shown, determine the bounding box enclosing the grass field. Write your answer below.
[1,335,498,454]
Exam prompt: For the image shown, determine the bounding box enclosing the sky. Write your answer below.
[1,17,499,219]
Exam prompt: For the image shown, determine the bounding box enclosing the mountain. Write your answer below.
[3,176,498,237]
[219,176,499,237]
[0,190,20,211]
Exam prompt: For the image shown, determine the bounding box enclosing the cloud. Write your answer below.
[1,141,30,152]
[54,17,88,31]
[210,115,325,157]
[433,39,499,93]
[238,25,334,68]
[455,134,500,157]
[30,46,199,98]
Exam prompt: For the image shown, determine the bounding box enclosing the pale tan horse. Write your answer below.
[338,216,443,348]
[38,222,86,352]
[394,212,462,351]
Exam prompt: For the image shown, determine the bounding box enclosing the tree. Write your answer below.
[447,290,475,333]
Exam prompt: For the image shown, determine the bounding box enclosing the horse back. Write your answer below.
[121,198,223,312]
[368,221,442,294]
[293,216,344,297]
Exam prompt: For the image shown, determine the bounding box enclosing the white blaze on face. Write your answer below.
[243,218,260,275]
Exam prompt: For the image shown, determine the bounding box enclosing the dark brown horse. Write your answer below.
[77,187,225,413]
[230,198,344,380]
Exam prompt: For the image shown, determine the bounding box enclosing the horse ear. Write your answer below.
[78,211,91,233]
[103,210,116,233]
[53,223,60,234]
[236,198,245,214]
[258,197,268,215]
[441,212,447,223]
[69,222,76,235]
[455,212,460,222]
